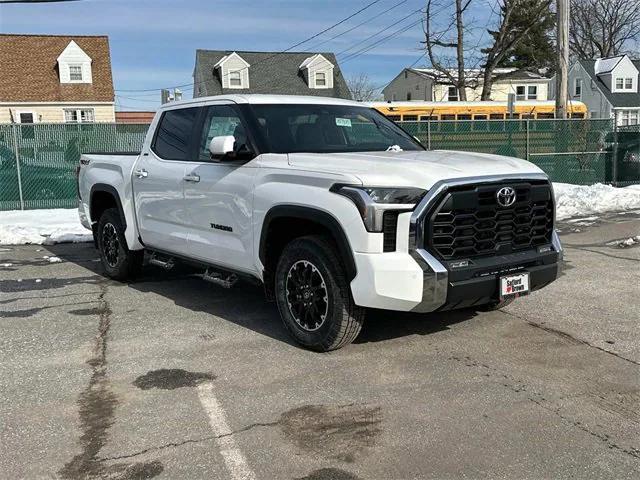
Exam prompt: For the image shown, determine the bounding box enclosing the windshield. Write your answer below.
[249,104,424,154]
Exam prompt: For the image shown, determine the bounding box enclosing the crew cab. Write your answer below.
[78,94,562,351]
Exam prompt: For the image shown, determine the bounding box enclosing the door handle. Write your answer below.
[134,169,148,178]
[183,174,200,183]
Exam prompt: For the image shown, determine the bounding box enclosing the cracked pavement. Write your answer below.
[0,214,639,479]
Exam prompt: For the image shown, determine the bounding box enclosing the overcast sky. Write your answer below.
[0,0,490,110]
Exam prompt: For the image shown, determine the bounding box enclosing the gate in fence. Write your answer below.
[0,119,638,211]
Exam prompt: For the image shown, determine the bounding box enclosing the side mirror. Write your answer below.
[209,135,235,159]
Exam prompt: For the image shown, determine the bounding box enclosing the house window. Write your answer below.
[624,78,633,90]
[69,65,83,82]
[64,108,95,123]
[619,110,640,126]
[527,86,538,100]
[315,72,327,87]
[574,78,582,97]
[447,86,458,101]
[615,78,624,89]
[229,71,242,88]
[406,92,412,101]
[18,112,35,123]
[391,93,397,101]
[516,86,526,101]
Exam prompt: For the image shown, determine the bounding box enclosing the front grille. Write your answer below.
[382,211,399,252]
[426,181,554,260]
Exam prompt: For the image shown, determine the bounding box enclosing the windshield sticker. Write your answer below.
[335,117,352,128]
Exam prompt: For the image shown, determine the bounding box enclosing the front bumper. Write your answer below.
[349,173,563,312]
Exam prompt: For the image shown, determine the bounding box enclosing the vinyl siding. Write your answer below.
[0,103,115,123]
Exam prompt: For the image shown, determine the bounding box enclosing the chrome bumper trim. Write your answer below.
[408,173,552,313]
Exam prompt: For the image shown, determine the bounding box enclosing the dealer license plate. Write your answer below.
[499,272,530,300]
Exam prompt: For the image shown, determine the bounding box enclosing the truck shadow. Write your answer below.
[45,243,477,348]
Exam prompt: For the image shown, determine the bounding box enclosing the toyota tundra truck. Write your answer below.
[77,94,562,351]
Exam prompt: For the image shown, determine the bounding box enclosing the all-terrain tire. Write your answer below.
[97,208,143,281]
[275,235,365,351]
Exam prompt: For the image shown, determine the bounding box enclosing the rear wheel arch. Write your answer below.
[259,206,357,297]
[90,184,126,229]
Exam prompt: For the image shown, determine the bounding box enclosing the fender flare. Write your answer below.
[259,205,357,280]
[89,183,127,229]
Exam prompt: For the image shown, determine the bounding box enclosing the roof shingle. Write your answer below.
[193,50,352,99]
[0,34,114,103]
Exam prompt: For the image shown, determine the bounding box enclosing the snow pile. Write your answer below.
[554,183,640,221]
[0,209,92,245]
[607,236,640,248]
[43,255,63,263]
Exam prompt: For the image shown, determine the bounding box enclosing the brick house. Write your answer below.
[0,34,115,123]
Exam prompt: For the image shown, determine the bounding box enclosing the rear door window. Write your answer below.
[152,107,199,160]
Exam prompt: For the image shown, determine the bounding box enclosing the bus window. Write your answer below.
[537,112,554,119]
[571,112,585,119]
[402,115,418,122]
[457,114,472,120]
[472,114,489,131]
[387,115,401,121]
[522,114,535,119]
[489,114,504,120]
[441,114,455,121]
[420,115,438,121]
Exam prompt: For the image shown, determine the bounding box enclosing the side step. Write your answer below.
[148,253,175,270]
[202,269,238,289]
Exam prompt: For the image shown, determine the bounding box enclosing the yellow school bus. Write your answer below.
[369,100,588,121]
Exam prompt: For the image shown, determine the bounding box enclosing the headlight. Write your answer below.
[331,185,426,232]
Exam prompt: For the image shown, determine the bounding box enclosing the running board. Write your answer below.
[148,254,175,270]
[202,269,238,289]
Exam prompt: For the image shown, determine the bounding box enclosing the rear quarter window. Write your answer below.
[152,107,199,160]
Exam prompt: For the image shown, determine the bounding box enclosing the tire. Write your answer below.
[97,208,143,281]
[478,297,514,311]
[275,235,365,351]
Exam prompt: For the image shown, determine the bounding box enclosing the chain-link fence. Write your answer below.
[0,119,638,211]
[0,123,148,210]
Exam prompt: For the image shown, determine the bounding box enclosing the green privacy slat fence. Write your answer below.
[0,120,638,211]
[0,123,148,211]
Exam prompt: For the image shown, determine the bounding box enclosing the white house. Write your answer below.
[0,34,115,124]
[555,55,640,125]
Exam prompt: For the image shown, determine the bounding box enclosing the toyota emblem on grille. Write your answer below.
[496,187,516,207]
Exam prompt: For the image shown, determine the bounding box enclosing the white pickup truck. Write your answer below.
[78,94,562,351]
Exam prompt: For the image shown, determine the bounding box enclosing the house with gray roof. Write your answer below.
[382,67,551,102]
[192,50,351,99]
[554,55,640,125]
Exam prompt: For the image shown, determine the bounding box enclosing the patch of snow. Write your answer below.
[35,279,42,283]
[607,236,640,248]
[0,209,92,245]
[0,262,13,267]
[554,183,640,221]
[46,256,63,263]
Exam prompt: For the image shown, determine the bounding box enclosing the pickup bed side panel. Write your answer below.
[80,154,143,251]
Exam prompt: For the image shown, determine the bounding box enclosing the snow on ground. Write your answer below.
[554,183,640,221]
[1,183,640,245]
[607,236,640,248]
[0,209,92,245]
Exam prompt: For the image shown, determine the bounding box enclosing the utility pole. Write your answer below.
[555,0,569,119]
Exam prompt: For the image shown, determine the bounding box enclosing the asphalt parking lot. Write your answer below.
[1,214,639,479]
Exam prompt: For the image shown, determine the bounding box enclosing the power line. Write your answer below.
[305,0,410,51]
[114,0,385,94]
[335,6,424,58]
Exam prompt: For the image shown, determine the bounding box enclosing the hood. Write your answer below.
[287,150,545,188]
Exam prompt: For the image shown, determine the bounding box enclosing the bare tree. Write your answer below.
[422,0,475,101]
[569,0,640,58]
[479,0,553,100]
[347,73,379,102]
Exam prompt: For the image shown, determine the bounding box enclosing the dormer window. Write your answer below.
[214,52,250,90]
[625,78,633,89]
[57,41,92,84]
[229,71,242,88]
[616,78,624,89]
[299,54,334,90]
[69,65,83,82]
